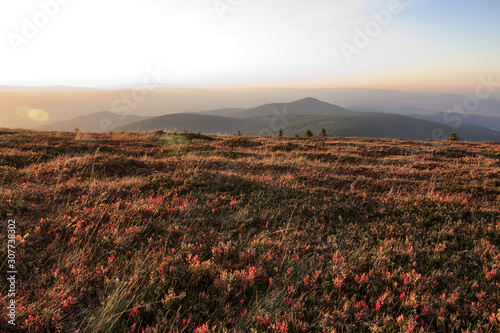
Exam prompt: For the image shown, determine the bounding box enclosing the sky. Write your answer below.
[0,0,499,92]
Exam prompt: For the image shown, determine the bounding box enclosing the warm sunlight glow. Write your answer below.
[28,108,49,122]
[15,106,49,122]
[0,0,498,91]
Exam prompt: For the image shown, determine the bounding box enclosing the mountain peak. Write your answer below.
[294,97,321,103]
[238,97,350,118]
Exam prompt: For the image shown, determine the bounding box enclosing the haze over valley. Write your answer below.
[3,86,499,141]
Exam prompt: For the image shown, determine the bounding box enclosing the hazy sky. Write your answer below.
[1,0,499,92]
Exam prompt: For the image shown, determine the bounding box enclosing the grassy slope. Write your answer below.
[1,129,500,332]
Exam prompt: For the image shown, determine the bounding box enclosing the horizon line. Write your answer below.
[0,85,486,96]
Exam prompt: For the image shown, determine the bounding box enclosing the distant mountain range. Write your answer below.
[2,86,500,129]
[113,98,500,141]
[27,97,500,141]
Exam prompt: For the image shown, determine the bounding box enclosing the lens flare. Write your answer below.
[15,106,49,122]
[28,109,49,122]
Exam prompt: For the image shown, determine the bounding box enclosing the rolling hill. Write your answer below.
[116,113,267,134]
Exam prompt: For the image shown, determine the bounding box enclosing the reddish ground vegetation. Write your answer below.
[0,129,499,332]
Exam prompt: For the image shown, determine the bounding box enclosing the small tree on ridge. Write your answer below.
[448,132,460,141]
